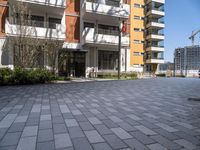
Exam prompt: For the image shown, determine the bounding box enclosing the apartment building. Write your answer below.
[0,0,164,77]
[0,0,130,77]
[0,0,66,69]
[130,0,165,73]
[174,45,200,77]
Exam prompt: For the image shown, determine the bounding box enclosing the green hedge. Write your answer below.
[97,72,138,79]
[156,73,166,77]
[0,67,55,85]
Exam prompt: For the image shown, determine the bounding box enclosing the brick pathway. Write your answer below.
[0,78,200,150]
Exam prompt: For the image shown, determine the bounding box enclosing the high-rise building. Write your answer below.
[130,0,165,73]
[174,45,200,76]
[0,0,165,77]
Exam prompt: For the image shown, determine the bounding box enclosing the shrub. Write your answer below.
[0,68,13,85]
[0,67,55,85]
[156,73,166,77]
[97,72,138,79]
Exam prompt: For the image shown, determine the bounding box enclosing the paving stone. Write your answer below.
[0,145,16,150]
[36,141,55,150]
[0,128,7,141]
[68,126,85,139]
[124,138,148,150]
[102,119,119,128]
[0,114,17,128]
[156,123,178,132]
[135,125,157,136]
[53,123,68,134]
[72,137,93,150]
[84,130,104,143]
[174,131,200,145]
[65,119,79,127]
[154,128,180,141]
[147,143,168,150]
[40,114,51,121]
[8,122,25,132]
[16,136,37,150]
[92,142,112,150]
[111,127,132,139]
[108,116,123,123]
[174,139,196,150]
[37,129,54,142]
[79,121,95,131]
[118,122,137,132]
[14,116,28,123]
[0,132,21,146]
[94,124,112,135]
[39,120,52,130]
[21,126,38,137]
[151,135,183,149]
[88,117,102,125]
[54,133,72,149]
[130,131,156,145]
[52,116,64,124]
[103,134,127,149]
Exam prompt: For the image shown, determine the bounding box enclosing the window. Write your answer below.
[134,3,140,8]
[133,52,140,56]
[49,17,61,29]
[98,50,118,70]
[134,3,144,8]
[134,16,144,20]
[84,22,94,28]
[133,40,144,44]
[134,28,144,32]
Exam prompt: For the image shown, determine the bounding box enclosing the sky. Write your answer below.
[164,0,200,62]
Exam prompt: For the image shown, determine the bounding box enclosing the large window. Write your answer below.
[98,50,118,70]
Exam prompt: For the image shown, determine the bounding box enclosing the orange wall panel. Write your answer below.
[0,0,8,36]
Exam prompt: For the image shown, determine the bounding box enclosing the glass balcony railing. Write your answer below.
[146,18,164,24]
[8,18,61,29]
[86,0,120,7]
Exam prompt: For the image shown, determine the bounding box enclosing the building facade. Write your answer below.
[0,0,165,77]
[174,45,200,77]
[130,0,165,73]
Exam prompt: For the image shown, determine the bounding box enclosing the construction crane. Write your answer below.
[189,29,200,46]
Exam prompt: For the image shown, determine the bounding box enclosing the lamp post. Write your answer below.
[118,20,126,80]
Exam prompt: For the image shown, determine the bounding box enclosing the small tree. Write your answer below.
[9,1,42,68]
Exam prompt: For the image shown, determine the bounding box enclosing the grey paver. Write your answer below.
[37,129,54,142]
[103,134,127,149]
[135,125,157,135]
[147,143,167,150]
[65,119,79,127]
[174,139,196,150]
[16,136,37,150]
[84,130,104,143]
[93,142,112,150]
[111,127,132,139]
[72,137,93,150]
[54,133,72,149]
[0,79,200,150]
[21,126,38,137]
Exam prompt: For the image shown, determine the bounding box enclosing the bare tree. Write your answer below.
[9,1,43,68]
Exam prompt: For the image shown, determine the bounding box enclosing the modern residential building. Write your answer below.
[174,45,200,77]
[130,0,165,73]
[0,0,130,77]
[0,0,165,77]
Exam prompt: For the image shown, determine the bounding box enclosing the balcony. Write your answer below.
[146,2,165,17]
[146,0,165,5]
[82,28,129,47]
[14,0,66,8]
[5,19,65,40]
[146,19,165,28]
[82,0,130,19]
[146,58,164,64]
[146,46,164,52]
[146,32,164,40]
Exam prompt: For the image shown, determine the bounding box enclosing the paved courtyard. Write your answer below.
[0,78,200,150]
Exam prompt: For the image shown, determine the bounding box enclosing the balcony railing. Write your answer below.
[146,18,164,24]
[9,19,60,29]
[18,0,66,8]
[98,28,119,36]
[86,0,120,7]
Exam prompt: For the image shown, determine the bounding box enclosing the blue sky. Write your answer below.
[165,0,200,62]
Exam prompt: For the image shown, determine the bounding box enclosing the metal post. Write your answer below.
[118,20,121,80]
